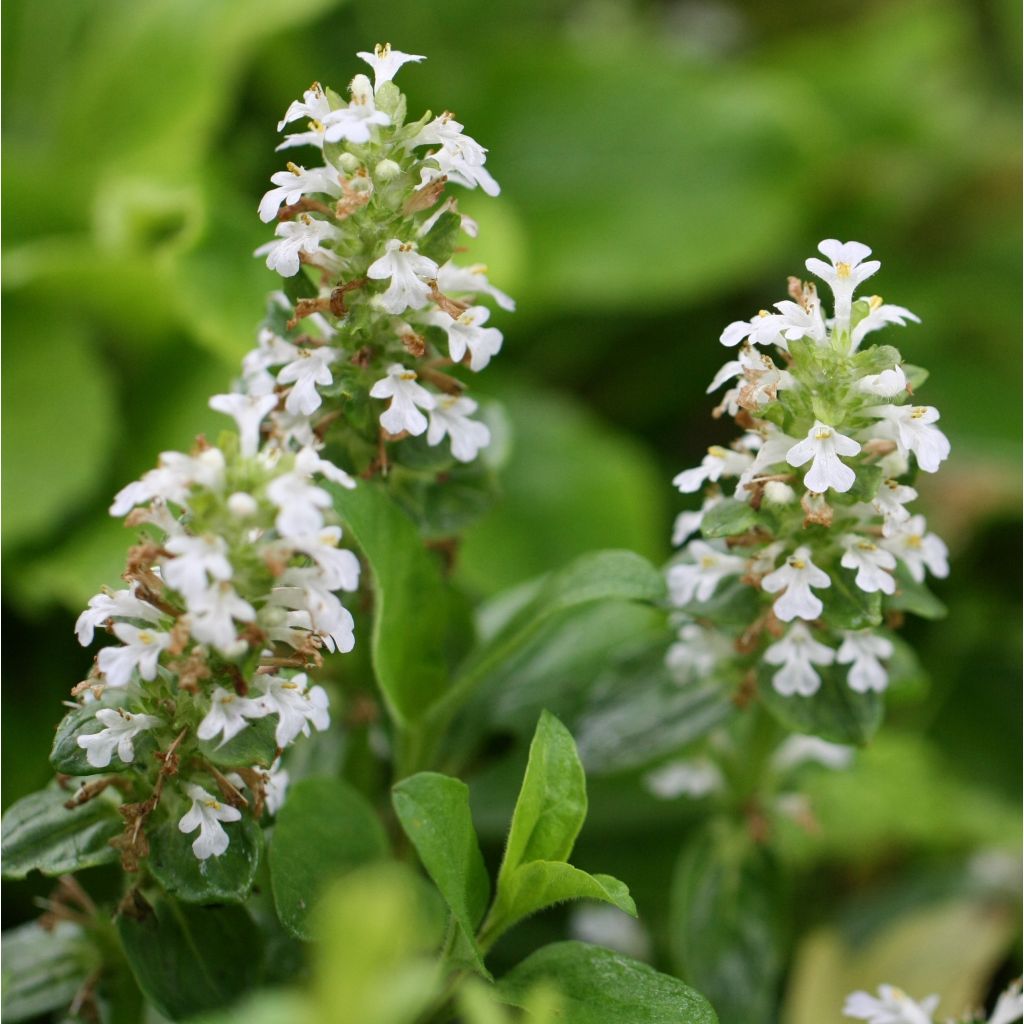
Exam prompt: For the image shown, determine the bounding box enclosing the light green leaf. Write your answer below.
[1,783,121,879]
[887,565,948,620]
[117,895,262,1021]
[391,772,490,975]
[1,921,100,1023]
[269,777,389,940]
[699,500,760,539]
[148,816,262,905]
[497,941,719,1024]
[197,715,278,770]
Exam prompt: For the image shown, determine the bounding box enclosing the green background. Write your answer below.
[2,0,1020,1019]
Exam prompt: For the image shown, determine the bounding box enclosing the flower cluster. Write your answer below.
[843,980,1022,1024]
[249,44,512,472]
[55,45,512,866]
[667,240,950,700]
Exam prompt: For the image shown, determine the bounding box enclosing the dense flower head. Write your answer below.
[665,241,949,701]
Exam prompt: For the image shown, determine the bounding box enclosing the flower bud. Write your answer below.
[336,152,360,173]
[373,158,402,181]
[227,492,259,518]
[763,481,796,506]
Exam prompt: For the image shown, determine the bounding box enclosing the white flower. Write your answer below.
[253,672,330,748]
[178,783,242,860]
[287,526,361,591]
[241,328,300,396]
[867,405,950,473]
[773,294,827,344]
[322,74,390,144]
[772,734,854,773]
[842,985,939,1024]
[209,393,278,457]
[851,299,920,350]
[989,980,1023,1024]
[227,492,259,519]
[840,535,897,595]
[763,623,834,697]
[294,446,357,489]
[357,43,425,89]
[857,364,907,398]
[258,163,342,223]
[761,546,830,622]
[719,310,784,348]
[880,514,949,583]
[435,261,515,312]
[871,478,918,537]
[667,541,746,606]
[423,305,503,371]
[370,364,436,436]
[197,686,269,747]
[837,631,893,693]
[366,239,439,314]
[266,453,337,538]
[276,347,340,417]
[110,449,225,516]
[278,569,356,654]
[276,82,332,147]
[666,622,735,685]
[76,708,160,768]
[786,420,861,493]
[673,445,754,493]
[97,623,172,688]
[426,395,491,462]
[644,758,723,800]
[162,534,233,602]
[412,113,499,196]
[187,583,256,653]
[254,216,342,278]
[672,494,722,547]
[262,764,291,816]
[805,239,881,331]
[735,430,799,499]
[75,585,163,646]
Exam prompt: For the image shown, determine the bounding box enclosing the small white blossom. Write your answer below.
[871,478,918,537]
[837,631,893,693]
[763,623,835,697]
[842,985,938,1024]
[435,261,515,312]
[805,239,881,331]
[258,163,342,223]
[423,305,503,371]
[241,328,300,396]
[426,395,491,462]
[673,445,753,494]
[253,672,330,748]
[666,622,734,683]
[773,293,827,344]
[412,113,499,196]
[644,758,723,800]
[989,980,1023,1024]
[761,546,830,622]
[840,535,897,595]
[356,43,425,89]
[880,514,949,583]
[276,347,341,417]
[671,494,722,547]
[719,310,784,349]
[786,420,861,493]
[857,364,907,398]
[867,404,950,473]
[667,541,746,606]
[254,216,342,278]
[851,299,920,350]
[76,708,160,768]
[110,448,225,516]
[197,686,269,747]
[227,492,259,519]
[366,239,439,313]
[278,568,356,654]
[370,364,436,436]
[97,623,172,688]
[287,526,361,591]
[209,393,279,457]
[262,764,291,816]
[276,82,332,148]
[322,74,390,143]
[187,582,256,654]
[178,783,242,860]
[266,451,341,538]
[772,734,854,773]
[295,446,356,489]
[75,585,163,647]
[162,534,234,602]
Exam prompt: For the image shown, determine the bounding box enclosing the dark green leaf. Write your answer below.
[198,715,278,770]
[417,210,462,265]
[1,921,99,1023]
[117,895,262,1021]
[670,825,788,1024]
[887,565,948,620]
[846,463,884,503]
[392,772,490,975]
[1,783,121,879]
[700,500,759,539]
[821,569,883,630]
[269,777,389,940]
[497,941,719,1023]
[148,816,262,904]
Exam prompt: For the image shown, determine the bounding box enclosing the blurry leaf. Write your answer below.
[673,578,761,628]
[269,777,389,940]
[1,783,121,879]
[758,666,883,747]
[497,941,719,1023]
[417,210,462,265]
[330,481,451,727]
[149,816,262,905]
[821,570,883,631]
[1,920,99,1023]
[700,500,759,539]
[189,991,314,1024]
[117,895,262,1021]
[671,825,788,1024]
[391,772,491,976]
[50,701,157,776]
[888,565,948,620]
[1,317,116,550]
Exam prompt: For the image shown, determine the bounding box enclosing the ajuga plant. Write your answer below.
[0,47,720,1024]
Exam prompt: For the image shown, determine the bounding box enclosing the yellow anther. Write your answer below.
[790,558,806,570]
[911,406,927,418]
[400,371,417,381]
[868,295,883,310]
[857,541,878,552]
[138,631,154,645]
[708,445,727,458]
[814,428,832,440]
[835,262,852,279]
[907,534,923,549]
[286,161,303,176]
[699,556,717,569]
[203,800,221,810]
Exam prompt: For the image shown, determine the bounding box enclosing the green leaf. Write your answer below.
[846,463,884,503]
[50,701,157,776]
[330,481,451,726]
[148,816,262,904]
[1,921,100,1023]
[820,569,883,630]
[198,715,278,770]
[671,825,788,1024]
[1,783,121,879]
[417,210,462,265]
[391,772,491,975]
[671,577,761,628]
[269,777,389,940]
[758,666,883,746]
[700,500,759,539]
[497,941,719,1023]
[887,565,948,619]
[117,895,262,1021]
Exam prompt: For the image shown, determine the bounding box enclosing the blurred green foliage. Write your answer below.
[2,0,1019,1019]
